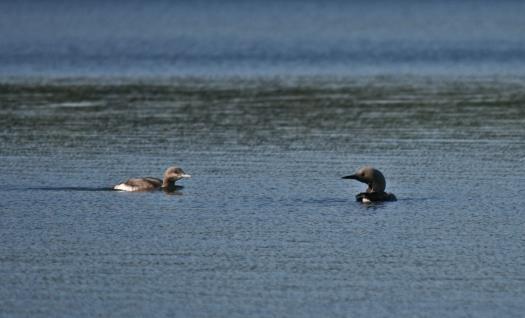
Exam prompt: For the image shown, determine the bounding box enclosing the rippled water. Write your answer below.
[1,77,524,317]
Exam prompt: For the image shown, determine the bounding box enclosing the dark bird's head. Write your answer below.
[164,166,191,182]
[342,166,386,193]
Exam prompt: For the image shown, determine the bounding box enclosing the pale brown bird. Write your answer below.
[114,166,191,192]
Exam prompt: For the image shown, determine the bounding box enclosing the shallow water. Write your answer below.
[1,77,524,317]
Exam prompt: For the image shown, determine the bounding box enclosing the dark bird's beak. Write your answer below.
[342,174,357,180]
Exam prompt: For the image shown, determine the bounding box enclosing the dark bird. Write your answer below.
[113,166,191,192]
[342,166,397,203]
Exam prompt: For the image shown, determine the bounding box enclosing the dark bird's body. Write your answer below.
[342,166,397,203]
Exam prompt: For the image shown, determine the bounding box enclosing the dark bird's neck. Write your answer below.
[357,191,397,202]
[162,178,175,189]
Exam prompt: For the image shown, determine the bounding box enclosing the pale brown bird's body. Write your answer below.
[114,166,191,192]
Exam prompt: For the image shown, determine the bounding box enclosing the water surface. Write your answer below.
[2,0,525,316]
[1,0,525,77]
[1,77,524,317]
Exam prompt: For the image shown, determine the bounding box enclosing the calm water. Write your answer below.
[1,0,525,317]
[1,77,524,317]
[1,0,525,77]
